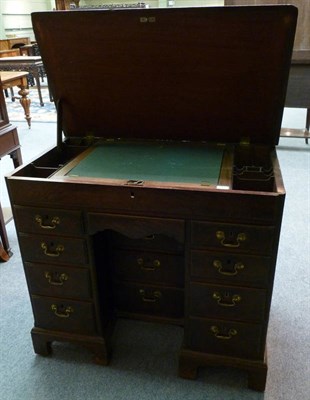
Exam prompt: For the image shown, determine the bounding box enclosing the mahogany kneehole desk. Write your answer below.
[8,139,285,392]
[5,6,297,392]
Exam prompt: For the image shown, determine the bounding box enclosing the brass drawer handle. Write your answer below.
[216,231,247,248]
[213,291,241,307]
[139,289,162,303]
[210,325,237,340]
[35,215,60,230]
[41,242,64,257]
[137,257,161,271]
[51,304,73,318]
[213,260,245,276]
[144,234,155,240]
[45,271,68,286]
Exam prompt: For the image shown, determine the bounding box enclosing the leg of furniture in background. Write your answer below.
[0,205,11,260]
[306,108,309,145]
[15,85,31,128]
[30,66,44,106]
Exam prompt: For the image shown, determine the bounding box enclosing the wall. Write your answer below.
[0,1,224,40]
[0,1,53,40]
[77,1,224,10]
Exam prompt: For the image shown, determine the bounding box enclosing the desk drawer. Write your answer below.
[189,283,267,322]
[14,206,83,235]
[187,317,264,359]
[32,295,97,335]
[114,282,184,319]
[25,262,92,299]
[113,249,184,287]
[19,233,88,265]
[87,213,184,246]
[111,231,184,253]
[191,250,271,287]
[191,221,275,255]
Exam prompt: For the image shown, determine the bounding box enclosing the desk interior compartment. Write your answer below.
[13,141,93,178]
[232,145,277,192]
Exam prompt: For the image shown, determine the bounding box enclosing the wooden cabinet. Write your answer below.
[0,38,31,51]
[0,81,22,260]
[55,0,79,9]
[6,6,296,391]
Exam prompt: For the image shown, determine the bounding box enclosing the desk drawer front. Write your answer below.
[14,206,83,235]
[111,232,184,253]
[31,295,97,335]
[25,262,92,299]
[187,317,263,359]
[19,234,88,265]
[191,221,275,255]
[191,250,271,287]
[113,250,184,287]
[87,213,184,245]
[189,283,267,322]
[114,282,184,319]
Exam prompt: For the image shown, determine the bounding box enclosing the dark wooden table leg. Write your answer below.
[32,68,44,106]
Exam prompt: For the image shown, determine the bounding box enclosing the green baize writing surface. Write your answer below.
[67,141,224,186]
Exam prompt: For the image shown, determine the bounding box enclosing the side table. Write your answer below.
[1,71,31,127]
[0,56,47,106]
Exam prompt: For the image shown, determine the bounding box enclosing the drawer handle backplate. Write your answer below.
[211,325,237,340]
[51,304,73,318]
[35,215,60,230]
[139,289,162,303]
[213,260,245,276]
[137,257,161,271]
[213,291,241,307]
[45,271,68,286]
[41,242,64,257]
[216,231,247,248]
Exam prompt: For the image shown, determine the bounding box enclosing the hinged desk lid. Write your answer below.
[32,6,297,145]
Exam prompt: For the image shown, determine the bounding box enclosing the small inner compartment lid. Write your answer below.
[32,6,297,145]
